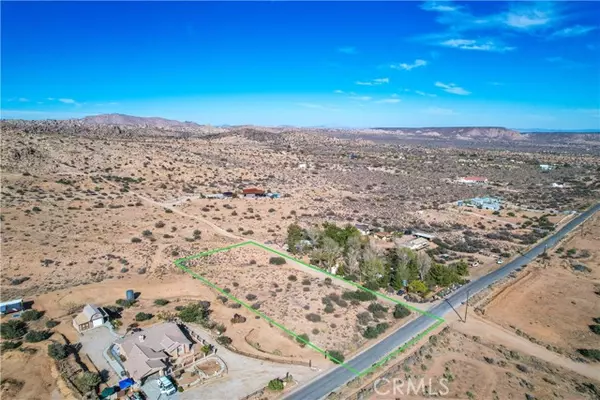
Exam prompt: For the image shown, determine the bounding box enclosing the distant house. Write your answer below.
[412,231,436,241]
[401,238,429,251]
[113,323,193,383]
[205,193,224,199]
[243,188,265,197]
[458,196,501,211]
[375,232,393,241]
[0,299,23,315]
[551,182,565,188]
[355,224,370,235]
[72,304,108,333]
[458,176,489,184]
[539,164,555,172]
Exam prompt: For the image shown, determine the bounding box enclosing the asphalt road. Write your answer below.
[285,204,599,400]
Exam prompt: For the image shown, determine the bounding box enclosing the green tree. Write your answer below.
[48,343,68,360]
[416,252,432,281]
[0,320,28,339]
[312,237,343,272]
[268,379,284,391]
[21,310,43,321]
[393,304,411,319]
[321,223,360,247]
[286,223,306,254]
[76,372,101,393]
[327,350,345,364]
[343,235,362,277]
[408,280,428,294]
[178,303,209,323]
[360,242,385,284]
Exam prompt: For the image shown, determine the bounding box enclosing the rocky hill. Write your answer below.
[80,113,200,129]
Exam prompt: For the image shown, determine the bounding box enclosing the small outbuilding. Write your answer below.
[73,304,108,333]
[0,299,24,315]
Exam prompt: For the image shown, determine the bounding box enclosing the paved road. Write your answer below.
[285,204,599,400]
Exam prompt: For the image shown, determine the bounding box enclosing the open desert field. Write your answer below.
[183,245,412,357]
[363,328,600,400]
[483,212,600,357]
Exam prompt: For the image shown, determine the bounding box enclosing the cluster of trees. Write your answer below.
[287,223,469,295]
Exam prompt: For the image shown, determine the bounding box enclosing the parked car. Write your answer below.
[496,259,504,264]
[129,392,144,400]
[396,289,406,296]
[158,376,177,396]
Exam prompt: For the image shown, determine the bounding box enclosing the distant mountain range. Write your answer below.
[80,113,201,128]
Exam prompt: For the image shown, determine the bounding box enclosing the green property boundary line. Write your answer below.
[174,241,445,377]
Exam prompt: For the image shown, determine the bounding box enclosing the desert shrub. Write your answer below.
[0,320,27,339]
[328,350,345,364]
[577,349,600,361]
[269,257,286,265]
[363,281,380,291]
[324,304,335,314]
[135,312,153,322]
[268,378,284,391]
[367,303,388,314]
[75,372,101,393]
[154,299,170,306]
[24,330,51,343]
[228,303,242,309]
[231,314,246,324]
[393,304,411,319]
[216,336,232,346]
[589,325,600,335]
[302,278,311,286]
[357,311,372,325]
[116,299,136,308]
[48,343,68,360]
[217,296,228,304]
[0,341,22,352]
[295,333,310,347]
[306,313,321,322]
[45,320,60,329]
[251,302,261,310]
[21,309,44,321]
[215,323,226,334]
[178,303,209,323]
[324,277,332,285]
[142,230,153,237]
[155,221,165,228]
[131,237,142,243]
[303,287,310,292]
[342,290,377,302]
[246,294,257,301]
[363,323,389,339]
[288,275,297,281]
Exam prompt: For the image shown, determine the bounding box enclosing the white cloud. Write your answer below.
[421,1,460,13]
[355,78,389,86]
[440,38,515,52]
[415,90,438,97]
[551,25,597,38]
[18,98,29,102]
[337,46,357,55]
[58,98,77,104]
[503,3,558,30]
[47,97,55,101]
[376,98,401,104]
[435,82,471,96]
[423,107,457,116]
[390,59,428,71]
[349,95,373,101]
[333,90,345,94]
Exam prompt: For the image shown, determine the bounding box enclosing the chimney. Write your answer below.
[139,335,145,342]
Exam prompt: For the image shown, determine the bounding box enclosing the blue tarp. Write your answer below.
[119,378,134,390]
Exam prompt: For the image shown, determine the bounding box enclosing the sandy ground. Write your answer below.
[368,328,599,400]
[483,213,600,356]
[185,245,410,357]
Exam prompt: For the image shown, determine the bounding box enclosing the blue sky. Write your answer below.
[1,1,599,129]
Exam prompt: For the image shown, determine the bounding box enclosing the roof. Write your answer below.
[243,188,265,195]
[115,323,191,381]
[0,299,23,308]
[73,304,105,326]
[462,176,488,181]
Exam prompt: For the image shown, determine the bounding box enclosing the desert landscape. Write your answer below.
[1,117,599,400]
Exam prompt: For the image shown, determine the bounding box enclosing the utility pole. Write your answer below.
[464,289,470,323]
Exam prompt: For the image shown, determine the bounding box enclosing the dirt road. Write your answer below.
[450,314,600,382]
